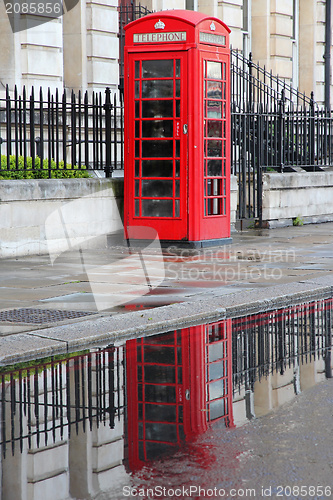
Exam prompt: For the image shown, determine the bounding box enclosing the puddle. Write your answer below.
[0,297,332,499]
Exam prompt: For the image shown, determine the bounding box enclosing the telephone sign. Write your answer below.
[124,10,231,247]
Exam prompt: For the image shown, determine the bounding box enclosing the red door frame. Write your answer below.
[187,47,231,242]
[125,51,188,241]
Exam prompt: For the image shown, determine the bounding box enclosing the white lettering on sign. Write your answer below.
[199,31,226,46]
[133,31,187,43]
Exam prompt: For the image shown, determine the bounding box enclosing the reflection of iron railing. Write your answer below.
[0,348,122,457]
[232,298,333,395]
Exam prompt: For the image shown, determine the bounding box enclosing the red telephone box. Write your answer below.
[124,10,231,247]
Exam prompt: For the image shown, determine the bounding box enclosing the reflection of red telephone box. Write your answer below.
[124,10,231,247]
[125,321,233,471]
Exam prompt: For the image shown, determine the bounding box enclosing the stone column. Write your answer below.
[63,0,88,93]
[251,0,271,68]
[0,7,20,93]
[299,0,317,97]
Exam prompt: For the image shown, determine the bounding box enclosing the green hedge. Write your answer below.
[0,155,91,179]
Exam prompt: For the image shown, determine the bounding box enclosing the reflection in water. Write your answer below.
[126,321,233,471]
[0,298,332,499]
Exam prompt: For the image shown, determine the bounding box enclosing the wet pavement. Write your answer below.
[0,222,333,364]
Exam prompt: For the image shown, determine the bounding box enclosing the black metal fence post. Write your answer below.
[6,85,11,169]
[310,91,315,167]
[104,87,113,177]
[248,52,253,109]
[278,89,285,171]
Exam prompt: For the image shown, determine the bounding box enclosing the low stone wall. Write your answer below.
[262,171,333,228]
[0,176,239,259]
[0,178,123,259]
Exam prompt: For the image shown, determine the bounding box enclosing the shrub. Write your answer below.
[0,155,91,179]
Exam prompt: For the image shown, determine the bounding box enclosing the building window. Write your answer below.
[292,0,299,89]
[243,0,251,59]
[186,0,197,10]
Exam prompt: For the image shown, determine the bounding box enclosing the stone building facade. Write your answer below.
[0,0,119,94]
[0,0,332,106]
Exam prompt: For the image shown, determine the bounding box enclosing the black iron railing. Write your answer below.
[230,50,313,111]
[0,85,123,178]
[2,22,333,220]
[231,89,333,220]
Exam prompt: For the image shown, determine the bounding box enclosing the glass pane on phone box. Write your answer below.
[207,81,222,99]
[142,100,173,118]
[207,101,222,118]
[135,121,140,138]
[209,379,225,400]
[144,345,175,363]
[207,140,222,157]
[207,120,222,137]
[142,120,173,138]
[145,422,178,442]
[142,180,173,197]
[207,61,222,79]
[175,199,180,217]
[175,59,181,77]
[142,160,173,177]
[142,199,173,217]
[209,399,225,420]
[135,61,140,78]
[145,385,176,403]
[142,60,173,78]
[209,361,224,381]
[142,80,173,98]
[145,364,175,384]
[176,80,180,97]
[145,404,177,422]
[142,140,173,158]
[207,159,222,176]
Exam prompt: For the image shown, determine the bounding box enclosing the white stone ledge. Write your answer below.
[0,178,123,258]
[262,171,333,227]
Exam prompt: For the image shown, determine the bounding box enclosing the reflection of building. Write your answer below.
[125,321,234,470]
[232,298,333,426]
[0,348,125,500]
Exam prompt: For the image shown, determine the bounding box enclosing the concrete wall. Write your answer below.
[261,171,333,228]
[0,178,123,259]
